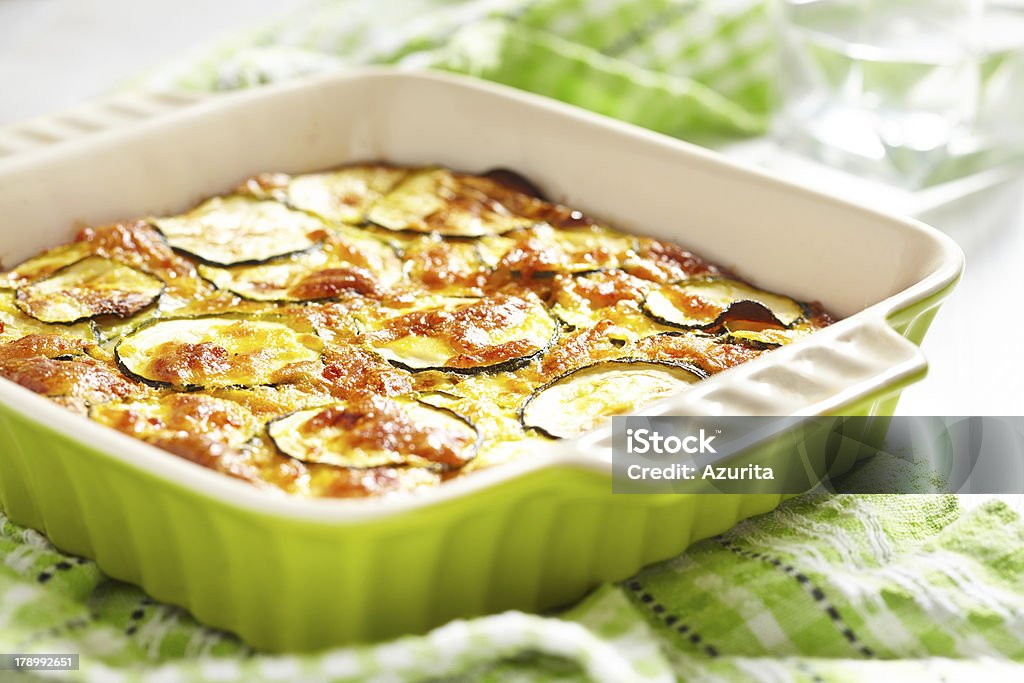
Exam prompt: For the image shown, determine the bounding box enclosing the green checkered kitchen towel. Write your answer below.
[3,495,1024,682]
[5,1,1024,681]
[135,0,774,142]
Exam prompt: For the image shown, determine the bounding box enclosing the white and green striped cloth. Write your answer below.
[4,495,1024,682]
[5,1,1024,681]
[136,0,773,142]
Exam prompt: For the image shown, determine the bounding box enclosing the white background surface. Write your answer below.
[900,201,1024,416]
[0,0,1021,420]
[0,0,310,123]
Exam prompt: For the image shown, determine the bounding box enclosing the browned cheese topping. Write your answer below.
[0,164,834,497]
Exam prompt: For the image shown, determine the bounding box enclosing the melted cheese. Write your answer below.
[366,294,558,372]
[268,398,478,469]
[0,163,835,498]
[91,393,259,446]
[116,317,324,389]
[481,224,637,276]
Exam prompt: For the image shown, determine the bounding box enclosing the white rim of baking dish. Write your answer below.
[0,68,964,522]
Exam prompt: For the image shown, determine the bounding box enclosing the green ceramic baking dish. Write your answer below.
[0,69,962,651]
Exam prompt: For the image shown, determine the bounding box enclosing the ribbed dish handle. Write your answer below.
[0,91,211,159]
[673,317,927,416]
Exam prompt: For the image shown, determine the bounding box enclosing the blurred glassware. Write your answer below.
[773,0,1024,189]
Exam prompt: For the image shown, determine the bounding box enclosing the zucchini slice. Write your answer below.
[285,165,409,224]
[152,196,325,266]
[726,322,818,348]
[0,292,93,343]
[482,225,637,277]
[15,256,164,324]
[115,316,324,390]
[91,393,259,447]
[702,299,789,335]
[642,278,805,330]
[0,242,93,290]
[366,168,537,237]
[267,397,478,470]
[197,230,401,302]
[520,359,706,439]
[367,294,558,373]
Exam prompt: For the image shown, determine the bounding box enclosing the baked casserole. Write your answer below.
[0,164,833,498]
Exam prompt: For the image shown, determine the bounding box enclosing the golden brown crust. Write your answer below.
[298,397,474,469]
[468,173,597,229]
[551,270,644,309]
[0,164,835,498]
[802,301,836,328]
[494,235,562,279]
[364,294,537,356]
[445,338,538,369]
[417,172,537,234]
[148,433,268,486]
[147,341,232,385]
[76,221,194,277]
[625,239,722,283]
[288,267,380,300]
[320,346,414,398]
[539,321,621,379]
[0,334,89,361]
[630,333,767,375]
[406,242,488,291]
[0,355,138,408]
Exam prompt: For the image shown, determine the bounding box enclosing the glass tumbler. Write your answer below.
[773,0,1024,189]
